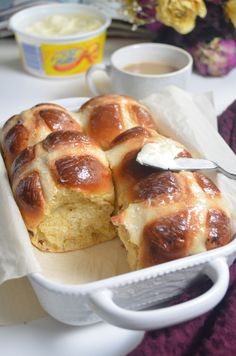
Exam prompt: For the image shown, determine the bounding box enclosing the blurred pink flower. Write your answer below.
[189,37,236,76]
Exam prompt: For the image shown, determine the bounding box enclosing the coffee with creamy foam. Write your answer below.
[123,61,178,75]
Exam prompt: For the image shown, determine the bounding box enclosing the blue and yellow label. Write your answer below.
[41,32,106,76]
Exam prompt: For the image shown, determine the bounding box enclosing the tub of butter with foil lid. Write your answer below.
[9,4,111,78]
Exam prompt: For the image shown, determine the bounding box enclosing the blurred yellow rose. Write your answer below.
[157,0,207,34]
[224,0,236,28]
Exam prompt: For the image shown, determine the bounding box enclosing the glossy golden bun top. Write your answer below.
[106,126,191,208]
[1,103,81,172]
[78,95,157,150]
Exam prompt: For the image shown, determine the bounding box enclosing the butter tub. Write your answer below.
[9,4,111,78]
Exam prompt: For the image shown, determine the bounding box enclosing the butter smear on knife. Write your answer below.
[136,141,184,170]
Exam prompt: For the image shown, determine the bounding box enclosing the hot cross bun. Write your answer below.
[11,130,116,252]
[108,127,232,270]
[112,169,232,270]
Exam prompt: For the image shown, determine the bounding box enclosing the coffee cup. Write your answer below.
[86,43,193,99]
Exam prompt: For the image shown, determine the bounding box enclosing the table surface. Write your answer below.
[1,37,236,119]
[0,36,236,356]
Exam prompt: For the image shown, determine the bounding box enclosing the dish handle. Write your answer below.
[88,257,229,331]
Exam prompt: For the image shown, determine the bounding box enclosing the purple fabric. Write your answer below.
[128,100,236,356]
[218,100,236,154]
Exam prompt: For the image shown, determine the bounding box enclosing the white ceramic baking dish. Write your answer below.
[29,242,236,330]
[4,97,236,331]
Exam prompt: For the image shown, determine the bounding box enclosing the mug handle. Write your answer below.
[88,257,229,331]
[86,63,112,96]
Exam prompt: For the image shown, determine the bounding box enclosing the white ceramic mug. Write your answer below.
[86,43,193,99]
